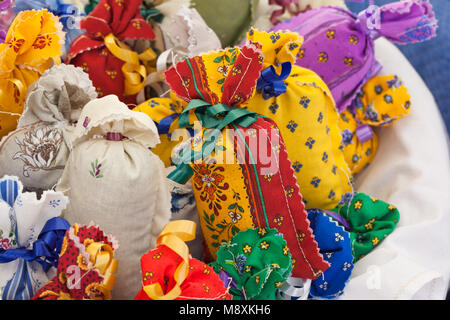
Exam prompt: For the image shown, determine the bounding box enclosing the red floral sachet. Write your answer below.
[33,223,118,300]
[135,220,232,300]
[66,0,156,105]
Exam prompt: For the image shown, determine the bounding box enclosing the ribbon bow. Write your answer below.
[256,62,292,100]
[356,4,381,40]
[104,33,157,96]
[0,217,70,272]
[168,99,261,184]
[143,220,196,300]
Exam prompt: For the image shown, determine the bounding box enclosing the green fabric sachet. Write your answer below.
[330,193,400,262]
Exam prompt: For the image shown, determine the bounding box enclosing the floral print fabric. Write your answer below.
[331,192,400,262]
[339,74,411,174]
[0,9,63,140]
[210,228,292,300]
[33,224,119,300]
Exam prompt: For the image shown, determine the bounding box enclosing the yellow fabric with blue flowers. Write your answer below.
[133,93,188,167]
[338,74,411,174]
[0,9,63,139]
[241,29,352,210]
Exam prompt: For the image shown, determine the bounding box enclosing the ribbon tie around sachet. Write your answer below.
[143,220,196,300]
[168,99,262,184]
[0,217,70,272]
[104,33,157,96]
[256,62,292,100]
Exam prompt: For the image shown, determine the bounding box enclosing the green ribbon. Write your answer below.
[168,99,260,184]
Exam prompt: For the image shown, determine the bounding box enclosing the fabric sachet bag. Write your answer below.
[0,175,70,300]
[66,0,156,105]
[240,29,353,210]
[0,64,97,192]
[339,74,411,174]
[0,9,64,140]
[56,94,172,299]
[135,220,232,300]
[307,209,353,299]
[272,0,437,111]
[164,44,329,280]
[330,192,400,262]
[33,223,118,300]
[210,227,293,300]
[13,0,85,56]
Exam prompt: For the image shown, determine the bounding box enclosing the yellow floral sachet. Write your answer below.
[339,74,411,174]
[240,28,353,210]
[0,9,63,139]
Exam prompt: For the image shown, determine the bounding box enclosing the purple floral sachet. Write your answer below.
[271,0,437,112]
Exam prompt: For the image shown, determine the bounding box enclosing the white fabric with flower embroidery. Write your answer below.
[339,38,450,300]
[0,175,68,300]
[0,64,97,193]
[56,95,172,300]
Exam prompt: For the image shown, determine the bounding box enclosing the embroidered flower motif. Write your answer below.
[364,218,375,230]
[143,271,153,281]
[269,102,279,114]
[231,65,242,77]
[273,214,284,227]
[283,245,289,255]
[153,252,162,259]
[388,205,396,211]
[305,137,315,149]
[318,52,328,63]
[115,0,124,6]
[203,266,210,275]
[272,143,281,154]
[100,49,108,57]
[0,237,11,250]
[245,265,252,273]
[352,154,359,163]
[299,96,310,108]
[334,233,344,242]
[328,190,336,200]
[292,161,302,173]
[193,164,229,216]
[349,35,359,44]
[374,85,383,94]
[13,126,63,177]
[384,94,393,104]
[104,3,111,10]
[325,252,333,259]
[7,37,25,52]
[217,65,229,77]
[284,186,294,198]
[182,77,191,89]
[58,272,68,284]
[297,48,305,59]
[260,241,270,250]
[263,174,273,182]
[89,159,105,179]
[319,281,328,291]
[77,254,90,271]
[85,282,103,299]
[258,228,267,237]
[332,165,337,175]
[106,70,117,79]
[317,112,323,123]
[96,87,103,97]
[326,29,335,40]
[296,231,306,242]
[310,176,321,188]
[81,62,90,72]
[286,120,298,133]
[288,43,299,51]
[32,35,52,50]
[243,244,252,254]
[372,237,380,246]
[354,200,363,210]
[132,20,142,30]
[341,129,354,146]
[343,57,353,66]
[322,152,329,163]
[270,33,280,43]
[228,211,242,224]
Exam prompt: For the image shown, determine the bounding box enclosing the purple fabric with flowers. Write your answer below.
[271,0,437,112]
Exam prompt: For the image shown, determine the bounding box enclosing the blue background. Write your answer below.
[345,0,450,136]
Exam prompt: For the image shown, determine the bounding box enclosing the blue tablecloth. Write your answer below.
[346,0,450,136]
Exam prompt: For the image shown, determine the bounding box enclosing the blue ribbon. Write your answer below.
[256,62,292,100]
[0,217,70,272]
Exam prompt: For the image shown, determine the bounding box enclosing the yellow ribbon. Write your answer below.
[104,33,157,96]
[85,242,118,300]
[143,220,196,300]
